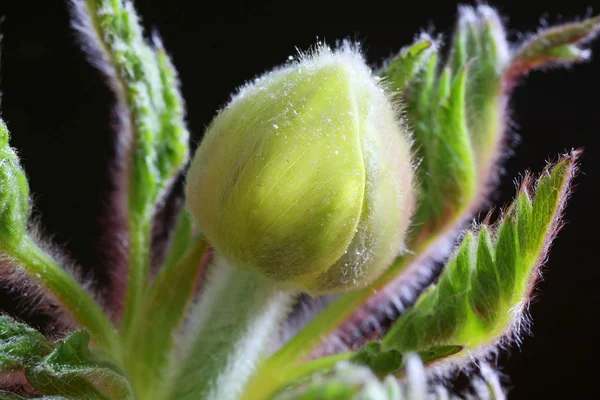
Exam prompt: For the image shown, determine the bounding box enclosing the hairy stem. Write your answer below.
[13,240,120,356]
[121,217,152,339]
[242,353,352,400]
[165,255,296,400]
[126,236,207,400]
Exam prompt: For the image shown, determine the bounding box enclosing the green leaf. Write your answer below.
[516,188,533,254]
[78,0,190,214]
[247,8,595,393]
[272,355,502,400]
[379,38,433,94]
[509,15,600,74]
[405,6,505,229]
[434,66,476,209]
[0,121,119,355]
[0,393,71,400]
[350,343,403,377]
[249,344,463,398]
[25,331,133,400]
[160,206,194,274]
[71,0,190,338]
[0,316,54,371]
[469,227,499,328]
[350,343,462,378]
[417,345,463,365]
[0,319,129,399]
[272,361,402,400]
[0,121,30,251]
[457,6,509,169]
[494,213,518,299]
[382,152,578,353]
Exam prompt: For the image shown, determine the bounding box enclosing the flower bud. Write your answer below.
[185,46,414,293]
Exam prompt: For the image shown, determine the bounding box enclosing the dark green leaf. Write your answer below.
[26,331,133,400]
[0,393,71,400]
[350,343,403,377]
[0,316,54,371]
[418,345,463,364]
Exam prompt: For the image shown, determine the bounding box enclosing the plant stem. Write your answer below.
[14,239,120,356]
[165,255,296,400]
[121,217,152,339]
[126,236,207,400]
[241,352,353,400]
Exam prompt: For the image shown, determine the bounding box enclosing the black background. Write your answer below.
[0,0,598,398]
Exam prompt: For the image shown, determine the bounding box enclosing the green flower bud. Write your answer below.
[185,46,414,293]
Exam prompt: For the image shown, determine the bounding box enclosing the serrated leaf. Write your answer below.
[72,0,189,214]
[494,214,518,299]
[244,8,595,397]
[0,320,127,399]
[469,227,499,328]
[449,233,474,290]
[382,153,578,353]
[389,6,503,232]
[71,0,190,338]
[516,188,533,253]
[0,316,54,371]
[380,38,433,94]
[434,66,476,207]
[510,15,600,74]
[462,7,508,172]
[25,331,133,400]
